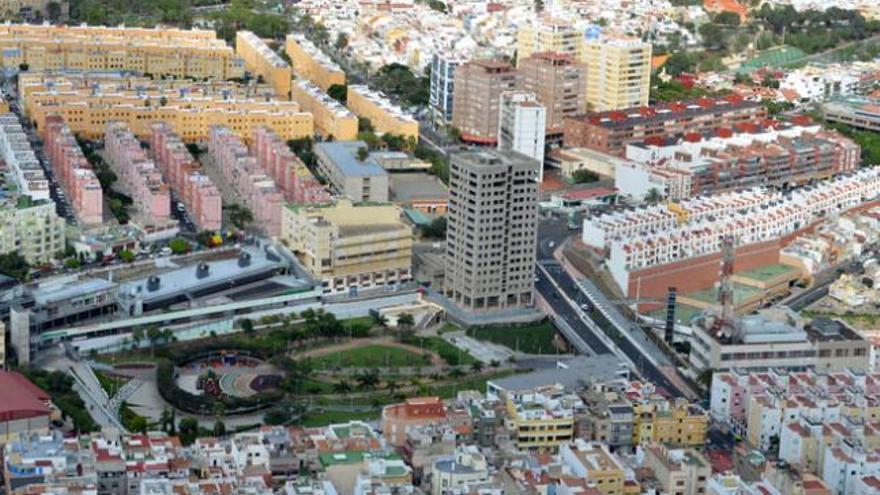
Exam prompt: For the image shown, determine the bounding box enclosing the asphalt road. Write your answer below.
[535,215,690,398]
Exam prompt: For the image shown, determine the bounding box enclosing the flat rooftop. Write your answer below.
[389,173,448,202]
[736,263,800,282]
[315,140,388,178]
[683,283,762,306]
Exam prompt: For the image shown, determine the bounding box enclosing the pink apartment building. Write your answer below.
[150,123,223,231]
[43,115,103,225]
[208,126,283,236]
[104,122,171,223]
[252,126,330,205]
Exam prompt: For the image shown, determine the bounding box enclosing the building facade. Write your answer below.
[281,200,413,294]
[498,92,546,182]
[429,53,460,123]
[42,116,103,225]
[285,34,346,92]
[452,59,519,145]
[104,121,171,224]
[444,150,539,312]
[518,52,586,136]
[313,140,389,203]
[235,31,292,99]
[253,126,331,205]
[291,79,358,141]
[346,85,418,140]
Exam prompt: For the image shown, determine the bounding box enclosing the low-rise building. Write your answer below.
[347,85,418,140]
[104,121,171,224]
[642,444,711,495]
[281,200,413,294]
[313,140,389,203]
[430,446,490,495]
[559,439,627,495]
[502,385,582,451]
[208,126,284,236]
[823,96,880,132]
[149,122,222,231]
[253,126,330,205]
[292,79,358,141]
[285,33,346,91]
[42,116,103,225]
[381,397,447,448]
[235,31,292,98]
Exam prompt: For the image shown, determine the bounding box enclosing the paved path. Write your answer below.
[295,336,445,367]
[441,331,512,364]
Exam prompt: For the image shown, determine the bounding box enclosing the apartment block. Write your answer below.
[823,96,880,132]
[430,446,490,495]
[585,166,880,299]
[346,85,418,140]
[429,53,461,123]
[618,121,861,200]
[583,36,652,111]
[280,200,413,294]
[313,140,389,203]
[0,23,244,79]
[42,116,103,225]
[104,122,171,224]
[518,52,586,135]
[444,150,539,312]
[208,126,284,236]
[291,79,358,141]
[516,17,584,64]
[559,440,626,495]
[285,33,346,91]
[642,444,711,495]
[0,114,48,201]
[149,122,222,231]
[235,31,292,99]
[252,126,331,205]
[564,96,767,156]
[381,397,447,447]
[503,386,582,451]
[498,92,546,181]
[452,59,518,145]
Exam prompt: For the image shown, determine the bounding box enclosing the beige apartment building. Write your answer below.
[583,36,652,111]
[281,200,413,294]
[516,18,651,111]
[518,52,587,135]
[444,150,539,312]
[24,90,312,143]
[643,444,711,495]
[0,23,244,80]
[235,31,292,99]
[346,85,418,140]
[451,59,519,145]
[285,33,346,91]
[0,202,65,264]
[292,79,358,141]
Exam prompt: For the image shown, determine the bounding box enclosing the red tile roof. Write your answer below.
[0,371,51,421]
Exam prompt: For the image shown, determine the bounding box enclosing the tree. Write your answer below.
[334,32,349,51]
[225,205,254,231]
[117,249,135,263]
[397,313,415,330]
[213,419,226,437]
[571,169,599,184]
[663,51,696,77]
[356,146,369,161]
[471,361,484,373]
[358,117,374,133]
[241,318,254,335]
[355,369,380,390]
[327,84,347,104]
[46,1,61,21]
[130,415,148,434]
[64,258,81,270]
[0,252,30,281]
[715,11,742,26]
[332,380,352,394]
[168,238,190,255]
[147,327,162,355]
[179,417,199,445]
[645,188,663,204]
[421,217,447,239]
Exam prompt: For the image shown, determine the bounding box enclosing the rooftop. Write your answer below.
[315,140,388,178]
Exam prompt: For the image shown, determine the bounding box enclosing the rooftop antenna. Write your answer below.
[713,235,737,341]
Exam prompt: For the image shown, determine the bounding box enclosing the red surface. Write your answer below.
[0,371,51,421]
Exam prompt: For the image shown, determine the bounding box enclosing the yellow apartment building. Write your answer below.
[515,19,651,111]
[347,85,418,140]
[516,17,583,64]
[235,31,292,99]
[25,90,312,143]
[285,33,346,91]
[560,440,626,495]
[0,23,244,80]
[291,79,358,141]
[503,390,576,451]
[632,398,709,447]
[583,36,652,111]
[281,200,413,294]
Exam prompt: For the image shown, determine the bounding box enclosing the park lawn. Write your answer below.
[310,344,431,369]
[299,409,380,427]
[402,335,478,366]
[469,321,561,354]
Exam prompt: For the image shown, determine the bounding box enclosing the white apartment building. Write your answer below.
[430,53,461,124]
[498,91,546,182]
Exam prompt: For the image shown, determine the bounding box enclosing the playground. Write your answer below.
[175,352,282,399]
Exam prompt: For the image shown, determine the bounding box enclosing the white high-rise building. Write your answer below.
[498,91,546,182]
[429,53,460,124]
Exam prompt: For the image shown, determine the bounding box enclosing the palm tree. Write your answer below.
[332,380,352,394]
[396,313,415,330]
[356,369,380,390]
[471,361,485,373]
[645,187,663,204]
